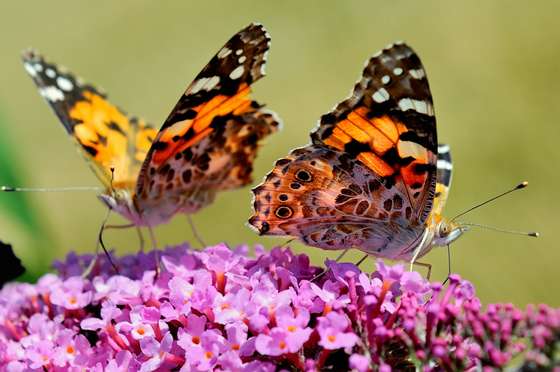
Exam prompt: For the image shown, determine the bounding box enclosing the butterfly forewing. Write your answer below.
[22,50,157,190]
[312,43,437,223]
[135,23,280,216]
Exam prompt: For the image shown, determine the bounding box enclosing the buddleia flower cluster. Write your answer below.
[0,243,558,371]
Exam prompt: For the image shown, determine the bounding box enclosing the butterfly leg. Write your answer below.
[311,249,351,282]
[147,226,161,276]
[187,215,206,248]
[442,244,452,285]
[408,230,430,272]
[136,227,145,251]
[82,209,120,278]
[280,238,295,249]
[354,254,369,267]
[413,261,432,280]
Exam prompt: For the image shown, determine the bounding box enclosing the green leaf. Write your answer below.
[0,110,46,235]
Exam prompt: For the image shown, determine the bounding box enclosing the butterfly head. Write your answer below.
[98,189,143,224]
[432,217,468,247]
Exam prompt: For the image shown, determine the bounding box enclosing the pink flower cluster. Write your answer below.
[0,243,558,371]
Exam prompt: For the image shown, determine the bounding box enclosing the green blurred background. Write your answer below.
[0,1,557,306]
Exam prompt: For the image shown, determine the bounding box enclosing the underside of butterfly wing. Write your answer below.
[249,145,425,259]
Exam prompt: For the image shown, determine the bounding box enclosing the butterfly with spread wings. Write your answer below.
[22,23,280,229]
[250,42,465,268]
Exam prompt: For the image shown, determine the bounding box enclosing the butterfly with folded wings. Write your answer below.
[22,23,280,228]
[250,42,465,266]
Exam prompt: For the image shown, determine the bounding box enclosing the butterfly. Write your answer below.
[22,23,280,228]
[249,42,465,267]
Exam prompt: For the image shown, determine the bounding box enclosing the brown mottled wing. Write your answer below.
[249,145,424,258]
[136,23,279,214]
[311,42,437,223]
[22,50,157,190]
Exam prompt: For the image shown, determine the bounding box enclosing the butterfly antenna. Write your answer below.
[451,181,528,222]
[460,222,539,238]
[1,186,102,192]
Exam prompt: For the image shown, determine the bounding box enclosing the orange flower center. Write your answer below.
[279,340,287,350]
[192,336,200,344]
[66,345,75,354]
[231,343,240,351]
[68,296,77,305]
[328,335,336,342]
[137,327,145,335]
[204,351,213,359]
[287,325,296,332]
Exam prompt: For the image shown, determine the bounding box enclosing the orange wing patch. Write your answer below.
[150,84,252,166]
[69,91,156,189]
[321,106,435,215]
[322,107,424,177]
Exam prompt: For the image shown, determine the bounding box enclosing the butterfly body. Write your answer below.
[250,42,465,263]
[23,23,279,227]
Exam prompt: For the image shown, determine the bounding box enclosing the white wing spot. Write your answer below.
[188,76,220,94]
[398,98,434,116]
[40,86,64,102]
[238,56,247,64]
[24,63,37,77]
[34,63,43,72]
[235,49,243,55]
[438,144,450,154]
[46,68,56,78]
[372,88,390,103]
[437,159,453,170]
[381,75,391,85]
[217,48,232,59]
[229,65,244,80]
[409,69,425,79]
[393,67,403,76]
[56,77,73,91]
[205,76,220,91]
[189,78,207,94]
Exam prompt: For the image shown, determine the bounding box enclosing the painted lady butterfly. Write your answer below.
[22,23,280,228]
[250,42,464,266]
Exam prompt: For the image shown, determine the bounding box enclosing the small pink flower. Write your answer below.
[0,243,557,370]
[50,276,92,310]
[317,311,359,350]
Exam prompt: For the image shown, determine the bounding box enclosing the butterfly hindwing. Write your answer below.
[249,145,424,258]
[22,50,157,190]
[136,23,279,215]
[311,43,437,223]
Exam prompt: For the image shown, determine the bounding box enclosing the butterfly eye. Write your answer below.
[295,169,313,182]
[275,206,293,219]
